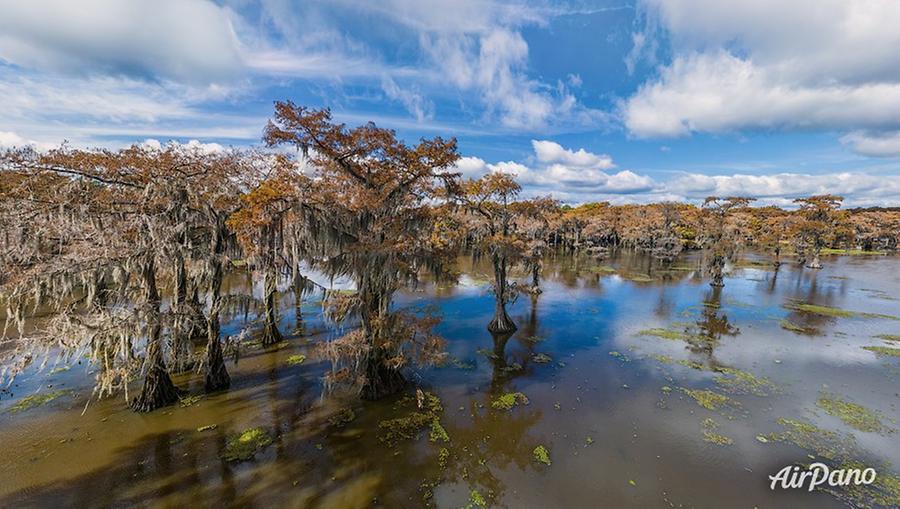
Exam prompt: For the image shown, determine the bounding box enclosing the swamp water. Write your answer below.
[1,251,898,508]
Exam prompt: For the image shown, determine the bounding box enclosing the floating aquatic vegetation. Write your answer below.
[820,248,887,256]
[532,353,552,363]
[822,460,900,508]
[874,334,900,342]
[378,391,443,446]
[286,354,307,365]
[197,424,217,432]
[680,388,738,411]
[465,490,487,508]
[500,362,523,373]
[783,301,897,320]
[490,392,529,411]
[624,274,654,283]
[764,418,856,461]
[780,320,818,334]
[862,346,900,357]
[638,328,694,341]
[652,354,675,364]
[714,367,780,396]
[438,447,450,469]
[533,445,551,465]
[585,436,594,445]
[223,427,273,461]
[179,394,203,407]
[49,365,71,375]
[816,394,889,433]
[429,420,450,443]
[701,418,733,446]
[608,351,630,362]
[7,390,74,413]
[328,408,356,428]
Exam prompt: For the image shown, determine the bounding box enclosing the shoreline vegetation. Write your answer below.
[1,104,899,507]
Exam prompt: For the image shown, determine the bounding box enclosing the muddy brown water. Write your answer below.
[1,251,898,508]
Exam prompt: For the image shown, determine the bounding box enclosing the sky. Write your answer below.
[1,0,899,207]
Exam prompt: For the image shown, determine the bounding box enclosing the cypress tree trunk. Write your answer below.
[292,263,305,334]
[709,255,725,288]
[261,267,283,346]
[806,244,823,269]
[488,254,517,333]
[204,251,230,392]
[131,256,180,412]
[360,346,406,400]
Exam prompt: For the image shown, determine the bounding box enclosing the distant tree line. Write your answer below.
[1,103,897,412]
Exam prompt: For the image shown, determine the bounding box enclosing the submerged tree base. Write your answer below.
[488,311,517,334]
[130,367,180,412]
[361,364,406,400]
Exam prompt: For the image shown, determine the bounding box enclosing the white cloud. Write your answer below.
[626,0,900,144]
[0,0,242,83]
[0,131,55,150]
[381,75,434,122]
[840,131,900,158]
[532,140,614,169]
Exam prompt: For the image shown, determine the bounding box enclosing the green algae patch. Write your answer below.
[490,392,529,411]
[820,248,887,256]
[714,367,780,396]
[7,389,74,413]
[825,461,900,508]
[764,418,857,461]
[429,420,450,443]
[286,354,307,366]
[680,388,738,411]
[532,353,552,363]
[701,418,733,446]
[816,395,888,433]
[874,334,900,342]
[784,301,897,320]
[533,445,551,466]
[328,408,356,428]
[378,391,444,447]
[438,447,450,469]
[638,328,693,341]
[592,265,616,274]
[780,319,818,334]
[862,345,900,357]
[223,427,273,461]
[465,490,487,508]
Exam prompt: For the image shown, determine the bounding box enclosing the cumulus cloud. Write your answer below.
[451,140,900,206]
[0,131,55,150]
[840,131,900,158]
[0,0,242,83]
[625,0,900,151]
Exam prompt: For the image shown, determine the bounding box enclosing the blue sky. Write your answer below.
[1,0,899,206]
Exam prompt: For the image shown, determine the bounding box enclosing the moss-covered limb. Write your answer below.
[6,389,74,413]
[862,346,900,357]
[533,445,551,465]
[783,301,897,320]
[490,392,529,410]
[816,394,889,433]
[223,427,273,461]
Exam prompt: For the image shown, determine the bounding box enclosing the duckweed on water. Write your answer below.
[490,392,529,411]
[701,418,733,446]
[328,408,356,428]
[714,367,780,396]
[862,345,900,357]
[286,354,306,365]
[378,391,444,446]
[48,365,71,375]
[532,353,552,363]
[533,445,551,465]
[429,420,450,443]
[780,320,817,334]
[179,394,203,407]
[7,389,73,413]
[874,334,900,342]
[223,427,273,461]
[465,490,487,508]
[438,447,450,469]
[638,328,693,341]
[680,388,737,411]
[816,395,888,433]
[764,418,856,461]
[783,301,897,320]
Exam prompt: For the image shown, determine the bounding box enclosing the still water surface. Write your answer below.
[1,251,898,508]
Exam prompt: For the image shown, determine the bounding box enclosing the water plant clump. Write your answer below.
[783,301,897,320]
[714,367,780,396]
[429,420,450,443]
[532,353,552,363]
[874,334,900,342]
[490,392,529,411]
[223,427,273,461]
[816,394,889,433]
[701,418,733,446]
[465,490,487,508]
[862,345,900,357]
[779,320,817,334]
[378,390,444,447]
[680,388,738,411]
[638,328,694,341]
[286,354,307,366]
[328,408,356,428]
[764,418,857,461]
[533,445,551,465]
[7,390,74,413]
